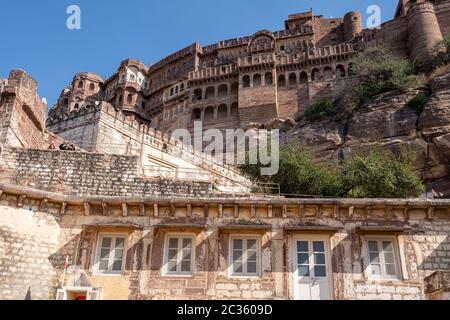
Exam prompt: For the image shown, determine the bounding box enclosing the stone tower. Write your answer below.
[343,11,363,42]
[406,1,443,62]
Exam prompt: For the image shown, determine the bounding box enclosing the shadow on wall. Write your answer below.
[418,227,450,272]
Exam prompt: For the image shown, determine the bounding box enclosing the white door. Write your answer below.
[293,236,333,300]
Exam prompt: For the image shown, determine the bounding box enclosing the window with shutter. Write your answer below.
[163,234,195,276]
[229,235,261,277]
[94,234,127,275]
[364,237,401,280]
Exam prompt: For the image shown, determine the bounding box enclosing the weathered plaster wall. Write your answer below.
[0,200,60,300]
[0,186,448,300]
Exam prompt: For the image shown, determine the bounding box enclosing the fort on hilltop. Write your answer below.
[0,0,450,301]
[45,0,450,140]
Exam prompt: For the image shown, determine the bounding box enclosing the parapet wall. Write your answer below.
[47,103,251,191]
[0,147,212,198]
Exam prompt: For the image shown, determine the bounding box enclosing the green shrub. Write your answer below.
[293,112,302,122]
[240,145,424,199]
[340,150,424,198]
[407,93,430,116]
[432,35,450,67]
[304,98,337,122]
[350,46,416,101]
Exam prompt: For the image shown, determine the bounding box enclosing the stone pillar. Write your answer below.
[272,227,285,299]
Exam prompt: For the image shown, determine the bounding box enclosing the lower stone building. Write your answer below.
[1,67,449,300]
[0,147,449,300]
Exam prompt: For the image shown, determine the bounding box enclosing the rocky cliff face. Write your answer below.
[284,72,450,198]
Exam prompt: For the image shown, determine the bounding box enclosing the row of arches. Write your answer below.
[191,103,239,122]
[76,80,97,92]
[192,83,239,102]
[240,64,353,88]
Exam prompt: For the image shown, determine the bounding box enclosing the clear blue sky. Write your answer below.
[0,0,397,106]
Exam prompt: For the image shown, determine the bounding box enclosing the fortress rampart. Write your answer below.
[46,1,450,139]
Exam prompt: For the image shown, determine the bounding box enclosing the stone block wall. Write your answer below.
[0,200,60,300]
[0,147,211,198]
[0,188,449,300]
[0,70,47,149]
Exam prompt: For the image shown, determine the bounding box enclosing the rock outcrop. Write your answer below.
[285,72,450,198]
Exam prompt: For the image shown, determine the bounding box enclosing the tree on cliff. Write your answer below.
[240,145,424,199]
[340,150,424,198]
[350,46,416,102]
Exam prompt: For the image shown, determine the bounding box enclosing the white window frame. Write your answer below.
[93,233,128,276]
[162,233,196,277]
[56,287,101,300]
[228,235,261,278]
[363,235,402,280]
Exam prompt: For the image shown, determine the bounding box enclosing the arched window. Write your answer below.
[218,84,228,97]
[265,72,273,85]
[324,67,333,80]
[218,104,228,118]
[242,75,251,88]
[300,71,308,84]
[336,65,346,78]
[63,98,69,106]
[74,103,79,110]
[231,82,239,94]
[192,108,201,121]
[205,86,215,99]
[118,95,123,105]
[253,74,262,87]
[193,88,202,102]
[78,81,84,89]
[311,68,321,82]
[180,83,185,91]
[204,106,215,121]
[278,75,286,87]
[142,102,146,110]
[127,94,133,104]
[89,83,95,91]
[289,73,297,85]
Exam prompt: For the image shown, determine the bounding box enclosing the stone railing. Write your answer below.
[188,65,237,81]
[276,44,356,66]
[237,53,275,67]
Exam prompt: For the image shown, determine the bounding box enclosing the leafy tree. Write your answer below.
[240,145,342,197]
[350,46,416,102]
[340,150,424,198]
[240,145,424,199]
[304,98,337,122]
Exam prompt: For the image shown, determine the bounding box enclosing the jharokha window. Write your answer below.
[229,236,260,277]
[93,234,127,275]
[163,234,195,276]
[364,237,401,280]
